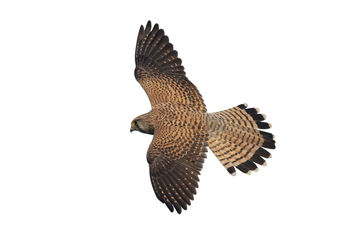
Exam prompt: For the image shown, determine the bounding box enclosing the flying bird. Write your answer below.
[131,21,276,214]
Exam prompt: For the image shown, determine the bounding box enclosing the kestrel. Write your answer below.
[131,21,276,214]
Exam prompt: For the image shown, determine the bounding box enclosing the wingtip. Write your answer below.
[139,24,144,33]
[137,25,145,41]
[175,207,182,214]
[145,20,152,31]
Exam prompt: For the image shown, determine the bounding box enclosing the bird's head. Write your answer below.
[130,114,154,135]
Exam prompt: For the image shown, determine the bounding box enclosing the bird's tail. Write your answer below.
[206,104,275,175]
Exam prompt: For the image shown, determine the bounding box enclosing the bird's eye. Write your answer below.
[133,121,137,126]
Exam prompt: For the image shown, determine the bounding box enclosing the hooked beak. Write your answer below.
[130,125,136,133]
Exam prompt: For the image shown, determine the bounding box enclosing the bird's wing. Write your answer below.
[147,122,208,214]
[134,21,206,112]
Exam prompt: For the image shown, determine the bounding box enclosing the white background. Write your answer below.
[1,0,349,251]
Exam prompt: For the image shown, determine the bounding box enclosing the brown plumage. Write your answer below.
[131,21,276,214]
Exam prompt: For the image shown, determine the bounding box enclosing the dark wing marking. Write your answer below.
[135,21,206,112]
[147,125,208,214]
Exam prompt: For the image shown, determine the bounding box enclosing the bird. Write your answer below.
[130,21,276,214]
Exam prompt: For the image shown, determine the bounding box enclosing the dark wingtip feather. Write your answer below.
[153,23,159,30]
[175,205,182,214]
[145,21,152,33]
[138,25,144,40]
[165,202,174,212]
[135,21,186,77]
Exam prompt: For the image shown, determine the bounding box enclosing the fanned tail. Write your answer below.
[207,104,275,175]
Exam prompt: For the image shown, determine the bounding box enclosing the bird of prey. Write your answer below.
[131,21,276,214]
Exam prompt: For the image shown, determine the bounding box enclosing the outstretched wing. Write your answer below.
[134,21,206,113]
[147,122,208,214]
